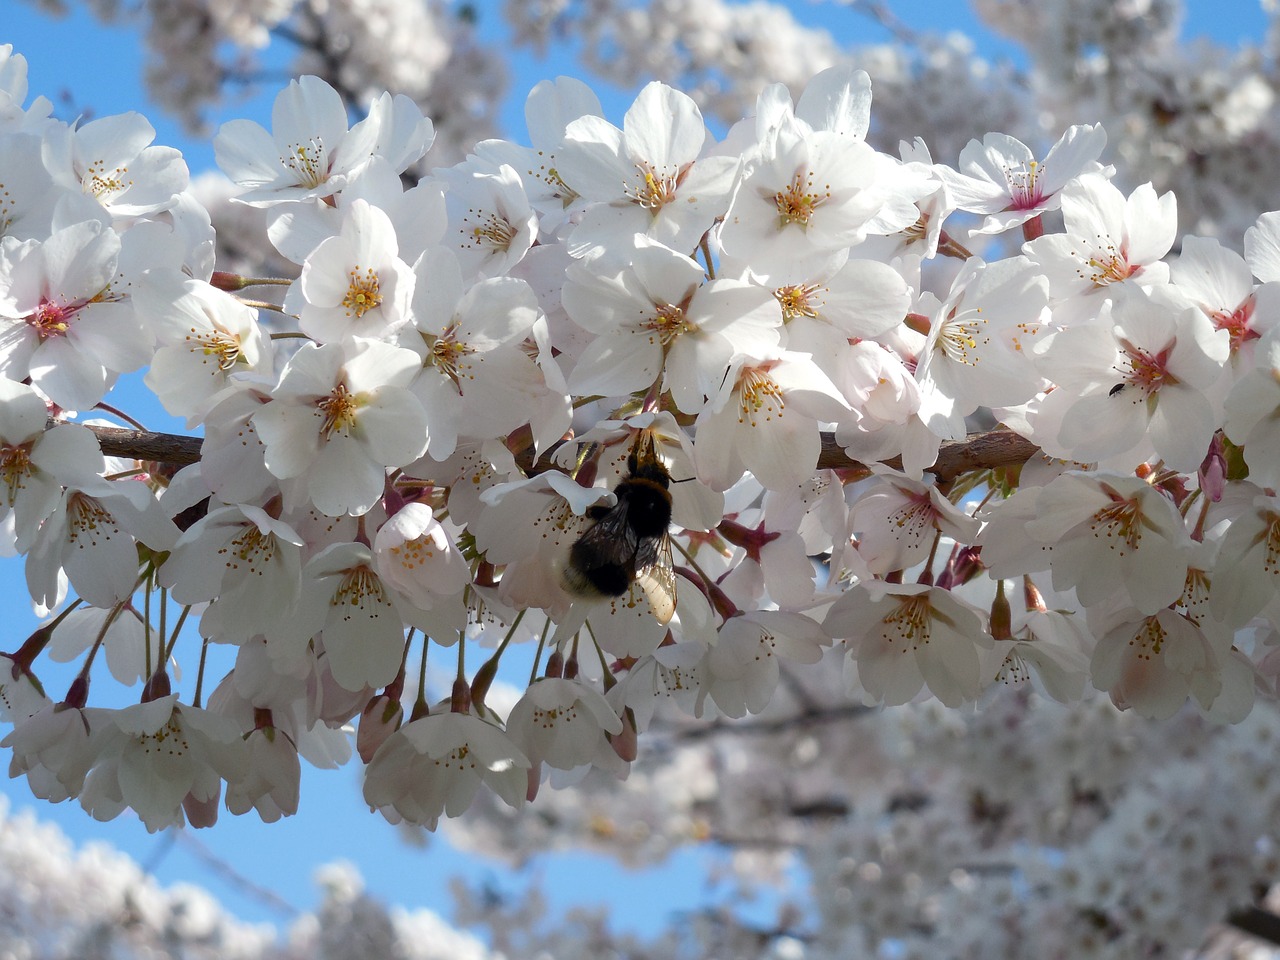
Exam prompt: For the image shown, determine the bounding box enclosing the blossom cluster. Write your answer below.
[1,39,1279,840]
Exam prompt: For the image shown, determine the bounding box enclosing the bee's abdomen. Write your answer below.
[566,541,633,596]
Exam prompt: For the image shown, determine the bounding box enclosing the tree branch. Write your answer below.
[70,421,204,468]
[70,419,1042,483]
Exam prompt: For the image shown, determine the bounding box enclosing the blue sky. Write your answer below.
[0,0,1274,942]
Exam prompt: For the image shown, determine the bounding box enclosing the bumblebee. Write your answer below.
[562,430,678,625]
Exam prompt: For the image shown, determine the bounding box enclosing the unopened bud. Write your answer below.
[357,694,404,763]
[608,708,639,762]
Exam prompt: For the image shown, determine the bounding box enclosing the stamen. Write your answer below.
[342,267,383,318]
[281,138,329,188]
[317,383,360,437]
[774,169,831,228]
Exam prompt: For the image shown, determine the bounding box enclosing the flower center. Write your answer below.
[1115,339,1176,396]
[1264,510,1280,575]
[282,138,329,188]
[544,167,580,208]
[139,714,188,754]
[937,307,989,365]
[317,383,360,437]
[462,208,517,253]
[646,304,694,347]
[1130,615,1166,660]
[736,366,785,426]
[389,533,439,570]
[881,594,931,649]
[1083,242,1136,286]
[995,647,1031,685]
[83,158,131,203]
[220,526,278,573]
[28,297,74,340]
[1004,159,1044,210]
[1210,296,1258,353]
[342,267,383,318]
[775,283,823,321]
[188,328,244,372]
[333,565,389,612]
[626,161,682,210]
[774,170,830,228]
[903,212,931,244]
[887,489,936,545]
[66,492,120,546]
[0,443,32,503]
[427,330,471,390]
[1088,491,1144,554]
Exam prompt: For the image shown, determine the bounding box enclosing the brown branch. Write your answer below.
[66,421,204,468]
[67,419,1041,483]
[1228,906,1280,947]
[817,430,1041,483]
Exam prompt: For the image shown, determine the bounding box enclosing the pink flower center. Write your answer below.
[1004,159,1046,210]
[28,297,74,340]
[1210,295,1259,353]
[1115,339,1176,396]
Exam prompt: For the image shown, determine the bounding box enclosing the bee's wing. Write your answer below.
[634,533,677,626]
[571,504,643,570]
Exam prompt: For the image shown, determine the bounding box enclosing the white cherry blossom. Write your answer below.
[287,198,415,343]
[214,75,433,206]
[693,350,850,491]
[0,379,102,550]
[400,246,555,460]
[437,161,538,280]
[556,81,739,258]
[1031,289,1229,471]
[363,711,529,827]
[42,111,189,218]
[79,695,248,832]
[136,271,272,423]
[159,503,305,645]
[26,475,179,610]
[825,581,993,707]
[695,611,827,718]
[251,338,429,517]
[849,470,981,576]
[0,219,150,411]
[505,677,623,772]
[1022,472,1194,616]
[562,237,781,412]
[473,75,603,232]
[939,124,1109,237]
[1023,174,1177,325]
[914,255,1049,440]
